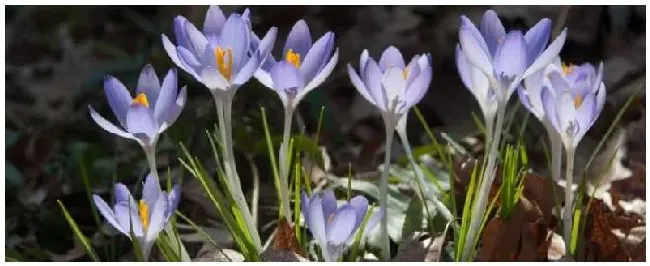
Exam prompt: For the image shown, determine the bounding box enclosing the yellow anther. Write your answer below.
[562,62,573,75]
[574,96,583,109]
[138,200,150,230]
[402,67,409,80]
[132,93,150,108]
[214,47,233,80]
[285,49,301,68]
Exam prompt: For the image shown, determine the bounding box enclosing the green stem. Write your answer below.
[278,107,294,223]
[380,114,396,260]
[563,146,575,255]
[461,99,506,261]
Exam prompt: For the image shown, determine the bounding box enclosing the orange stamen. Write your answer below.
[285,49,301,68]
[214,47,233,80]
[132,93,149,108]
[138,200,149,230]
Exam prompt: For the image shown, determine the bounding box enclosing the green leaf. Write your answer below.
[401,197,424,241]
[56,200,100,262]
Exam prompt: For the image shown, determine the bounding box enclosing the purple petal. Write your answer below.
[348,196,369,228]
[166,184,181,220]
[162,34,201,80]
[521,69,546,119]
[173,16,192,51]
[257,27,278,66]
[220,14,250,73]
[479,10,506,57]
[126,104,158,144]
[542,86,561,134]
[455,45,472,89]
[142,172,161,208]
[103,76,132,127]
[524,18,552,65]
[592,62,604,94]
[177,46,202,70]
[114,183,137,207]
[595,82,606,117]
[307,196,327,248]
[200,67,229,90]
[283,19,312,62]
[88,106,135,141]
[381,67,408,107]
[298,48,339,106]
[574,94,596,145]
[320,190,338,220]
[494,31,527,78]
[522,28,567,79]
[270,61,304,96]
[232,50,261,86]
[93,194,129,236]
[458,18,494,80]
[136,65,161,109]
[300,191,310,220]
[359,49,370,78]
[403,66,432,110]
[154,68,178,125]
[405,55,422,87]
[145,194,168,243]
[363,58,387,111]
[326,205,357,245]
[348,64,376,106]
[182,18,209,58]
[547,71,571,92]
[114,202,144,237]
[363,207,384,236]
[300,32,335,84]
[556,91,578,139]
[160,86,186,132]
[378,46,405,71]
[203,5,226,36]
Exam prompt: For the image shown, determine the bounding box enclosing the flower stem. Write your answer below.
[144,146,159,182]
[278,107,294,223]
[461,101,506,261]
[380,115,396,261]
[563,147,575,254]
[397,126,454,224]
[213,91,262,252]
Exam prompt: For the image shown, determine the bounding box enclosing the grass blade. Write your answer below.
[56,200,100,262]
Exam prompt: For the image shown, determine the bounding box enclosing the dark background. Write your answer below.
[4,5,645,261]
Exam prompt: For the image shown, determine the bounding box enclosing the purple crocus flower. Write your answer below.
[162,6,277,92]
[254,19,339,110]
[457,10,568,103]
[88,65,187,150]
[542,61,606,149]
[92,173,181,258]
[301,190,384,262]
[347,46,432,119]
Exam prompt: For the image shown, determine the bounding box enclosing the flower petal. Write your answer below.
[321,190,338,220]
[88,106,136,141]
[200,67,230,91]
[142,172,161,208]
[154,68,178,125]
[378,46,405,71]
[547,71,571,93]
[160,86,187,133]
[298,48,339,106]
[363,207,384,236]
[524,18,552,64]
[126,104,158,144]
[257,27,278,66]
[348,196,369,228]
[233,50,261,86]
[455,45,473,89]
[307,196,328,249]
[203,5,226,36]
[166,184,181,220]
[114,201,144,237]
[403,65,432,110]
[220,14,250,73]
[363,58,387,111]
[162,34,201,80]
[93,194,129,236]
[300,32,335,84]
[145,194,168,243]
[283,19,312,61]
[114,183,137,207]
[494,31,527,79]
[359,49,370,77]
[173,16,192,51]
[301,191,310,221]
[182,17,209,58]
[103,75,133,127]
[381,67,408,108]
[556,91,578,144]
[479,10,506,57]
[136,64,161,109]
[347,63,375,106]
[522,28,567,79]
[458,18,494,80]
[270,61,304,96]
[574,94,596,145]
[542,86,560,134]
[326,205,357,245]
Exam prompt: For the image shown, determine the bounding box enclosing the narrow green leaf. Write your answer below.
[56,200,100,262]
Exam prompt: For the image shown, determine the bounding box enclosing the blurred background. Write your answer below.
[4,5,645,261]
